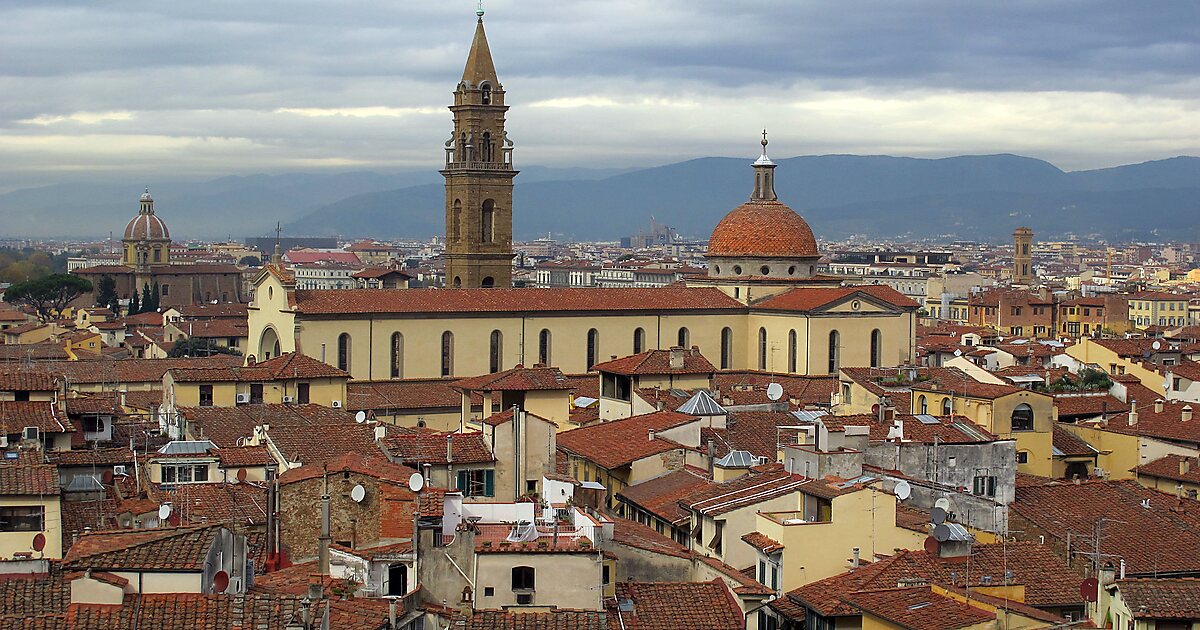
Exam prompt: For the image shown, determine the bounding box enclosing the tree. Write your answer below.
[150,282,161,311]
[168,338,241,358]
[238,255,261,266]
[4,274,93,322]
[140,283,154,314]
[129,290,141,315]
[96,276,118,309]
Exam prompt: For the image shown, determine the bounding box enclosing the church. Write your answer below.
[246,13,918,380]
[73,189,244,308]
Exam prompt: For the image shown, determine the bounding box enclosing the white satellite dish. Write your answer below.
[766,383,784,401]
[158,504,172,521]
[355,411,367,424]
[934,497,951,512]
[1151,341,1162,351]
[894,480,912,501]
[408,472,425,493]
[953,349,963,357]
[350,484,367,503]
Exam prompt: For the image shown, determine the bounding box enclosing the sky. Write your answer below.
[1,0,1197,189]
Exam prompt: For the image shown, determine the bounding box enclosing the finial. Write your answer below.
[761,129,768,153]
[476,0,485,18]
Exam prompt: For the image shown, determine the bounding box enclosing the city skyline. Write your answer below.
[1,0,1197,191]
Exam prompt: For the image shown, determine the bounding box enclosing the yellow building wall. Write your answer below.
[0,496,62,559]
[748,309,915,375]
[474,552,602,610]
[912,390,1054,476]
[1066,340,1164,394]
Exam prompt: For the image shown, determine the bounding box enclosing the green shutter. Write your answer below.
[457,470,468,494]
[484,470,495,497]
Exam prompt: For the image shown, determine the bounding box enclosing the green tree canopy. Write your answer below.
[4,274,93,321]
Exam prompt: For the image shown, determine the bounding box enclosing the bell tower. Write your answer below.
[442,7,517,288]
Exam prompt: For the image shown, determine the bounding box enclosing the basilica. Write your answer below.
[246,13,917,379]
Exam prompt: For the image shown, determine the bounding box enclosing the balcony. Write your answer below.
[443,161,514,171]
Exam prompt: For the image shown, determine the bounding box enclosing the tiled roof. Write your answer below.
[701,410,800,460]
[909,371,1025,400]
[754,285,920,312]
[835,413,999,444]
[460,610,609,630]
[171,303,249,319]
[682,466,848,516]
[593,347,716,376]
[0,370,58,392]
[1053,393,1128,418]
[170,319,248,339]
[790,541,1082,616]
[1134,454,1200,484]
[47,447,134,468]
[0,401,72,435]
[741,531,784,554]
[1099,400,1200,446]
[618,468,711,525]
[346,378,465,411]
[64,525,225,571]
[178,403,358,450]
[844,586,994,630]
[707,199,818,258]
[154,482,267,525]
[0,461,59,497]
[1052,426,1098,457]
[609,580,743,630]
[382,430,495,465]
[28,356,242,385]
[480,408,557,428]
[214,445,273,467]
[1012,479,1200,575]
[715,371,836,407]
[453,365,573,392]
[278,451,416,487]
[607,517,690,559]
[1114,578,1200,619]
[292,287,744,315]
[171,352,349,383]
[556,410,699,470]
[0,562,68,619]
[67,592,390,629]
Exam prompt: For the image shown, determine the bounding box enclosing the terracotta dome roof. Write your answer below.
[707,200,818,258]
[123,213,170,241]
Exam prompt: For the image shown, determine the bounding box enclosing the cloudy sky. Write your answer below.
[1,0,1197,188]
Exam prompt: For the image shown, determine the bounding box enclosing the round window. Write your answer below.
[267,286,273,299]
[733,265,743,275]
[713,265,721,275]
[788,266,796,275]
[760,266,770,276]
[851,300,861,311]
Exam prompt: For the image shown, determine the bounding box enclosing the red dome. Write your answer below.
[707,200,818,258]
[123,214,170,240]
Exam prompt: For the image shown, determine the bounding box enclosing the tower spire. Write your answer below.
[462,11,498,86]
[750,130,778,201]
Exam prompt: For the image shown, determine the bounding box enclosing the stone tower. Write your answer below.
[1013,226,1034,285]
[442,10,517,288]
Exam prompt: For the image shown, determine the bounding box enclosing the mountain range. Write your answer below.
[2,154,1196,242]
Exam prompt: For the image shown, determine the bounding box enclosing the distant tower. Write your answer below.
[1013,227,1034,285]
[441,7,517,289]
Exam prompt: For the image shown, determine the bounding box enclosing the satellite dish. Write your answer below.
[931,506,948,525]
[1152,341,1162,351]
[213,570,230,593]
[923,536,939,554]
[934,497,951,512]
[408,472,425,493]
[953,349,963,357]
[1079,577,1099,603]
[236,468,247,482]
[355,411,367,424]
[933,523,952,542]
[158,504,172,521]
[766,383,784,401]
[101,470,114,484]
[350,484,366,503]
[32,533,45,552]
[894,480,912,501]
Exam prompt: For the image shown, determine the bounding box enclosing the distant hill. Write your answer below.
[2,155,1196,241]
[286,154,1200,241]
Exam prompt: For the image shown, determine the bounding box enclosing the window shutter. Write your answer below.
[484,470,495,497]
[457,470,468,494]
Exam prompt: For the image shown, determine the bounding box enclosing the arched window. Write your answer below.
[451,199,462,241]
[758,327,768,370]
[942,398,952,416]
[633,327,645,354]
[828,330,840,375]
[720,327,733,370]
[677,327,690,348]
[481,199,495,243]
[919,395,928,415]
[870,329,882,368]
[511,566,534,591]
[441,331,454,377]
[1011,403,1034,431]
[788,330,798,373]
[538,329,552,366]
[390,332,404,378]
[337,333,351,372]
[453,276,462,288]
[489,330,503,373]
[586,328,599,369]
[482,277,495,288]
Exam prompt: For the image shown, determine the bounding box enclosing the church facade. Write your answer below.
[73,189,244,308]
[245,14,919,381]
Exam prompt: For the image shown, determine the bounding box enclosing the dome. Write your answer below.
[140,190,153,202]
[123,213,170,240]
[707,200,818,258]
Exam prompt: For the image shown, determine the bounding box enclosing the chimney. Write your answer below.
[373,425,386,441]
[852,547,860,569]
[1181,457,1191,477]
[1155,399,1164,413]
[1128,401,1138,427]
[669,347,685,370]
[447,433,454,464]
[648,429,656,442]
[1184,406,1193,422]
[319,474,331,578]
[707,439,715,474]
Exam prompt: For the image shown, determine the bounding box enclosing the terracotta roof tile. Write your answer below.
[1053,393,1128,418]
[214,445,273,467]
[1052,426,1098,457]
[1114,578,1200,619]
[1098,400,1200,446]
[708,199,818,258]
[0,562,69,619]
[608,580,743,630]
[293,286,743,315]
[1134,454,1200,484]
[593,347,716,376]
[617,468,711,525]
[460,610,609,630]
[382,430,495,465]
[844,586,994,630]
[154,482,267,526]
[556,411,699,470]
[453,365,573,391]
[0,371,58,392]
[25,356,241,386]
[754,285,920,312]
[0,461,60,495]
[0,401,73,435]
[741,531,785,553]
[346,378,467,412]
[64,525,226,571]
[715,371,836,407]
[278,451,416,487]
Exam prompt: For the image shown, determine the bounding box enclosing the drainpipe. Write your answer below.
[319,471,331,577]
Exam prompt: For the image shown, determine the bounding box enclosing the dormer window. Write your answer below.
[481,83,492,104]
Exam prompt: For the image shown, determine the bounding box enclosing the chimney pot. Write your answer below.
[1181,457,1191,476]
[648,429,656,442]
[1183,406,1193,422]
[669,347,685,370]
[1155,399,1164,413]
